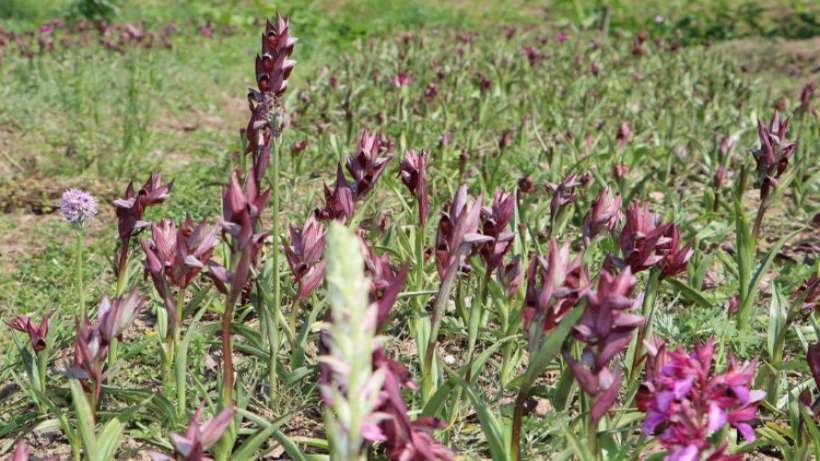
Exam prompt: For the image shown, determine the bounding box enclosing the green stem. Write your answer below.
[629,270,660,376]
[174,288,186,418]
[271,138,283,400]
[36,349,48,394]
[422,251,465,402]
[588,413,600,461]
[75,231,86,320]
[465,272,491,382]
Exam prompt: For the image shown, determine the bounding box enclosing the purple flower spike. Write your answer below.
[752,112,796,201]
[284,215,327,301]
[478,190,516,275]
[97,291,146,344]
[545,173,588,225]
[434,185,492,279]
[642,339,764,461]
[315,164,356,222]
[522,241,588,345]
[7,312,51,352]
[618,201,671,273]
[567,267,642,423]
[347,129,393,200]
[399,150,430,227]
[392,72,411,88]
[59,188,98,225]
[658,225,693,280]
[583,186,622,242]
[150,406,234,461]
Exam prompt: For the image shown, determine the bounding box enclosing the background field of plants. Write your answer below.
[0,0,818,460]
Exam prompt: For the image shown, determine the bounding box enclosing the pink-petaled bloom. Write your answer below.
[434,185,492,278]
[478,191,515,274]
[642,339,764,461]
[361,242,409,331]
[97,291,146,344]
[798,80,815,115]
[616,121,631,147]
[392,72,411,88]
[804,342,820,416]
[245,16,296,185]
[658,225,693,280]
[399,150,430,227]
[796,275,819,312]
[752,112,796,201]
[612,163,629,182]
[114,172,173,254]
[713,166,726,190]
[315,164,356,222]
[142,217,218,291]
[556,31,569,43]
[518,175,534,194]
[521,46,545,67]
[636,337,669,412]
[424,82,438,102]
[59,189,98,224]
[6,312,51,352]
[69,293,145,405]
[477,72,492,92]
[284,215,327,301]
[255,16,296,98]
[150,407,234,461]
[6,441,57,461]
[346,129,394,200]
[618,201,672,273]
[498,256,523,297]
[209,172,268,307]
[567,268,642,422]
[545,173,589,224]
[582,186,622,242]
[522,241,589,346]
[375,371,454,461]
[291,139,308,155]
[498,129,514,150]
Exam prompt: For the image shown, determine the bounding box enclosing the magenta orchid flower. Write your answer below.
[347,129,393,200]
[478,190,515,275]
[582,186,622,242]
[399,150,430,227]
[316,164,356,222]
[642,339,764,460]
[284,215,327,301]
[7,312,51,352]
[618,201,671,273]
[150,406,234,461]
[752,112,796,201]
[434,185,492,279]
[567,268,642,422]
[522,241,588,346]
[113,172,173,277]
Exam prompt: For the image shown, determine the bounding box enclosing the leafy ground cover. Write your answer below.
[0,0,818,460]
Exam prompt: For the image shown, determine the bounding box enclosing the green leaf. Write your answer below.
[469,335,516,382]
[233,409,308,461]
[69,379,97,460]
[800,406,820,460]
[557,420,594,461]
[767,282,787,360]
[96,418,124,461]
[456,378,509,461]
[667,278,714,308]
[749,229,801,302]
[524,303,585,385]
[421,377,457,418]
